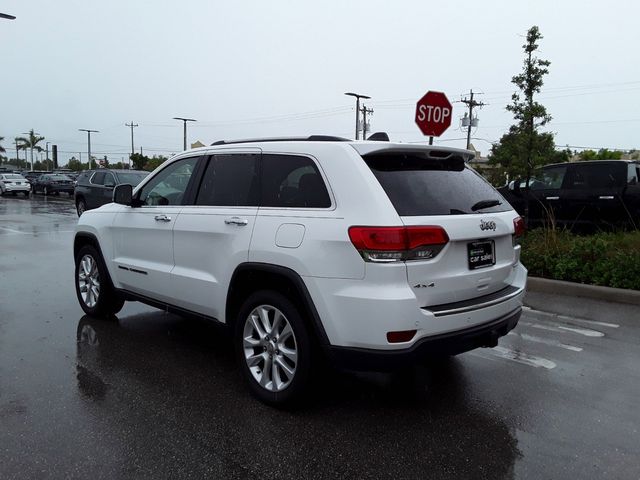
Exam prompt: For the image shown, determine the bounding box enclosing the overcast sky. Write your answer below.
[1,0,639,164]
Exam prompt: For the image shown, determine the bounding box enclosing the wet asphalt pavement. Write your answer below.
[0,194,639,479]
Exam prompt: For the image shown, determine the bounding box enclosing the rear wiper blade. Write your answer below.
[471,199,502,211]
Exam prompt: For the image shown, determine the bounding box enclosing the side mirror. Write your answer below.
[113,183,133,205]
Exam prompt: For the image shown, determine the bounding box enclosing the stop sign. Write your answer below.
[415,91,452,137]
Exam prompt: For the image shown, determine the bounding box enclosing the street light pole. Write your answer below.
[344,92,371,140]
[173,117,196,151]
[45,142,50,171]
[79,129,99,170]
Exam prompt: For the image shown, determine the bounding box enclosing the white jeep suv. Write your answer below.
[73,136,527,405]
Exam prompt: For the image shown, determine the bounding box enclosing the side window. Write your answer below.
[566,164,626,189]
[628,164,638,185]
[531,165,567,190]
[195,154,259,206]
[262,154,331,208]
[104,172,116,187]
[91,172,105,185]
[138,156,200,206]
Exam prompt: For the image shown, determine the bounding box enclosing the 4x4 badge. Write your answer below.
[480,220,497,231]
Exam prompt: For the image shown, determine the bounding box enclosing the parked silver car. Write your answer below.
[0,173,31,196]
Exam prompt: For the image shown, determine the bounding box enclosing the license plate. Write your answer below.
[468,240,495,269]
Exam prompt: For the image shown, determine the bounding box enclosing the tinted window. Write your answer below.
[195,154,259,206]
[91,172,106,185]
[116,172,148,186]
[138,156,199,206]
[364,152,509,216]
[530,165,567,190]
[627,164,638,185]
[262,154,331,208]
[103,172,116,186]
[566,163,626,189]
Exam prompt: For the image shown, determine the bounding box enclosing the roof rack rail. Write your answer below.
[211,135,350,146]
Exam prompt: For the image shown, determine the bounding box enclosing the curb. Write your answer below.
[527,277,640,306]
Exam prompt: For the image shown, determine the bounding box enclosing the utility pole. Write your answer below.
[79,129,99,170]
[360,105,374,140]
[460,90,485,150]
[173,117,196,151]
[344,92,371,140]
[125,121,138,165]
[45,142,50,171]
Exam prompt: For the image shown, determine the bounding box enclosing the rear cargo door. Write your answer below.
[363,150,518,307]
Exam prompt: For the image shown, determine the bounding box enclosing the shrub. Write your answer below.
[520,228,640,290]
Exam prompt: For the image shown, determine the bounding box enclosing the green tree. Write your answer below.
[15,129,45,171]
[489,26,557,184]
[578,149,623,160]
[66,157,84,171]
[130,153,149,170]
[144,155,168,171]
[0,136,6,162]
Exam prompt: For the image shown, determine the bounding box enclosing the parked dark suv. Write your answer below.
[74,169,148,216]
[499,160,640,231]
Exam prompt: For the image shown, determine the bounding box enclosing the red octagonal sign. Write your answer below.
[415,91,452,137]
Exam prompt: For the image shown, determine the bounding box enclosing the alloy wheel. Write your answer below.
[77,254,100,308]
[243,305,298,392]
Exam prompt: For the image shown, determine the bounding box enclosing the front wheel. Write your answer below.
[75,245,125,317]
[235,290,312,406]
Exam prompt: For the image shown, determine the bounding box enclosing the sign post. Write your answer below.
[415,91,453,142]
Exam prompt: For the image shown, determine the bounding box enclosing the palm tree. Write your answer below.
[15,129,45,171]
[0,136,6,163]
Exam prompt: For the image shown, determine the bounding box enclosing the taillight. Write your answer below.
[348,226,449,263]
[513,217,525,244]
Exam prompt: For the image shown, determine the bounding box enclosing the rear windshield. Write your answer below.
[117,172,148,186]
[3,174,24,179]
[363,152,510,216]
[50,174,72,181]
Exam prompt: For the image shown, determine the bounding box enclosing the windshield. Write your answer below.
[117,172,149,186]
[363,151,511,216]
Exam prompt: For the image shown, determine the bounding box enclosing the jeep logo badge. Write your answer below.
[480,220,497,231]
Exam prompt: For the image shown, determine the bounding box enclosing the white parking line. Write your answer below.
[507,331,583,352]
[473,346,557,369]
[522,306,620,329]
[520,320,605,338]
[0,226,29,235]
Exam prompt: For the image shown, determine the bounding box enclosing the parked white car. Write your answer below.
[0,173,31,196]
[73,136,527,405]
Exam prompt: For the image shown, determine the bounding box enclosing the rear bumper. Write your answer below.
[325,307,521,371]
[2,185,30,192]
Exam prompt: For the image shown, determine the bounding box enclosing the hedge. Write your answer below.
[520,229,640,290]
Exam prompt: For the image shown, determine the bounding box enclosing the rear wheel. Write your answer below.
[235,290,312,406]
[75,245,125,317]
[76,198,86,216]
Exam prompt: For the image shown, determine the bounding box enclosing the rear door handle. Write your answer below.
[545,196,560,200]
[154,214,171,222]
[225,216,249,226]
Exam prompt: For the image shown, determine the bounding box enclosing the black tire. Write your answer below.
[76,198,86,216]
[235,290,312,406]
[23,191,30,197]
[74,244,125,317]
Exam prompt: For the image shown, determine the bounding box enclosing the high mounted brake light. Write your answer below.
[348,226,449,263]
